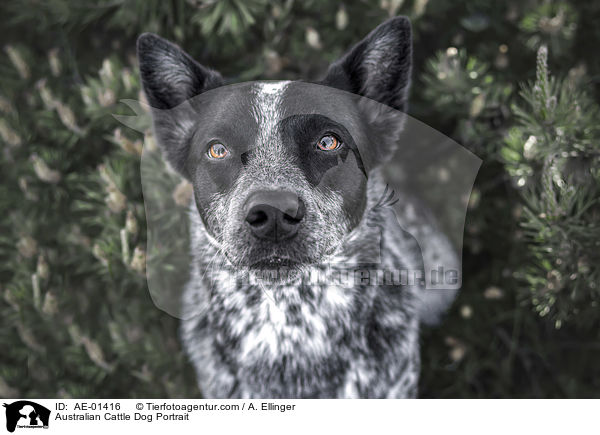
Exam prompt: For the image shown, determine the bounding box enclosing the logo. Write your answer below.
[3,401,50,433]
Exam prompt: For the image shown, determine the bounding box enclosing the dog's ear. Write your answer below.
[137,33,223,110]
[137,34,223,178]
[322,17,412,112]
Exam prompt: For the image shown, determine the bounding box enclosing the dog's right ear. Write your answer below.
[137,34,223,178]
[137,33,223,110]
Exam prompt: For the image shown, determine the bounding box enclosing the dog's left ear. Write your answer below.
[322,17,412,112]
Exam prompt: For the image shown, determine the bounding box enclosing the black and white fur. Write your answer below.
[138,17,458,398]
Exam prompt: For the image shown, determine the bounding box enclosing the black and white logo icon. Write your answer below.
[3,401,50,433]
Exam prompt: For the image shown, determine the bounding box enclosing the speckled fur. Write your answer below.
[138,17,459,398]
[181,168,427,398]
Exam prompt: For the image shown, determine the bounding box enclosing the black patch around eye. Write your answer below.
[277,114,367,187]
[240,149,251,166]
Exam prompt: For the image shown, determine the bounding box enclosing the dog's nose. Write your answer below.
[244,190,305,241]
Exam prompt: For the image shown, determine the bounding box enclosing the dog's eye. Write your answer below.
[317,134,341,151]
[207,143,229,159]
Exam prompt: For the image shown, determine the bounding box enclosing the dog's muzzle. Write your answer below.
[244,190,305,242]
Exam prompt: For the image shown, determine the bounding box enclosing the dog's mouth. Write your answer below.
[249,256,301,270]
[247,256,306,284]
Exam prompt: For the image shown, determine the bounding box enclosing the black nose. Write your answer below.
[244,190,305,241]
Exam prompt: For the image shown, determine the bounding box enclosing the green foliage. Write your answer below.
[502,46,600,326]
[519,2,578,56]
[1,0,599,399]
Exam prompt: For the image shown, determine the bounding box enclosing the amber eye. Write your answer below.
[317,134,341,151]
[207,143,229,159]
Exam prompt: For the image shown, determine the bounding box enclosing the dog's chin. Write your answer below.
[249,257,300,269]
[247,256,307,285]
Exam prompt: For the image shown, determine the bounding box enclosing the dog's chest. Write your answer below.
[213,274,363,354]
[206,273,371,397]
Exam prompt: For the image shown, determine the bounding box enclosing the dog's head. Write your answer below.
[137,18,412,278]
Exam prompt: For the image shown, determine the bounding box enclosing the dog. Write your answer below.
[137,16,460,398]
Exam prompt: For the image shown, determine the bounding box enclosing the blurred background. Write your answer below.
[1,0,599,398]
